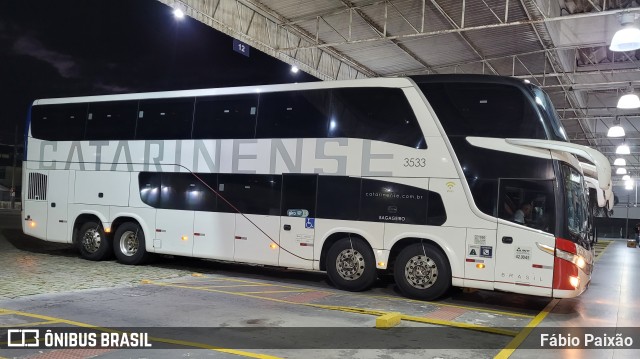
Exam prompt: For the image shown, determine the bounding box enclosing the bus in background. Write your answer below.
[22,75,610,300]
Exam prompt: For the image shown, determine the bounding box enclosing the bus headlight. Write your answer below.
[569,276,580,289]
[556,248,587,270]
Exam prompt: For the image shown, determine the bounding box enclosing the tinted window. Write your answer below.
[499,178,556,234]
[450,137,555,180]
[139,172,160,208]
[331,88,426,148]
[217,174,281,215]
[194,94,258,139]
[282,174,317,217]
[137,98,195,140]
[427,192,447,225]
[256,90,331,138]
[419,82,546,139]
[86,101,138,140]
[317,176,361,220]
[31,104,87,140]
[467,178,498,217]
[160,173,198,210]
[360,179,428,225]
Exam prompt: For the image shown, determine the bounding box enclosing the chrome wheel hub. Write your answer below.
[82,229,101,254]
[336,248,365,280]
[119,230,138,257]
[404,255,438,289]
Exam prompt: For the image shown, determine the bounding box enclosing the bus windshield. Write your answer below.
[562,164,589,241]
[529,86,569,142]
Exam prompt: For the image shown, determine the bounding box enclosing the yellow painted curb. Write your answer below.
[140,279,152,284]
[493,298,559,359]
[376,312,402,329]
[192,273,204,277]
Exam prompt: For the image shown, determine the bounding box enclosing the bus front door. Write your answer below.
[495,220,554,296]
[278,174,317,270]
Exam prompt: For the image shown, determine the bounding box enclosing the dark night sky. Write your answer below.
[0,0,317,144]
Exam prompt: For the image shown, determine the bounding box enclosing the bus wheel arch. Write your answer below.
[323,233,377,292]
[73,214,112,261]
[389,238,452,301]
[111,217,151,265]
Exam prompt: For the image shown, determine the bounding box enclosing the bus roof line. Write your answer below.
[505,138,611,191]
[32,77,415,105]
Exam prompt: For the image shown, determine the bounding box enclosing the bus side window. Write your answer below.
[256,90,331,139]
[194,94,258,139]
[331,88,426,149]
[31,103,88,141]
[216,174,281,216]
[86,101,138,140]
[137,98,195,140]
[498,179,555,232]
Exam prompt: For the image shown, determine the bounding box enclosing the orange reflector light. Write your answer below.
[181,235,188,241]
[269,243,278,249]
[569,276,580,289]
[29,221,36,228]
[104,228,111,233]
[476,263,485,269]
[377,262,385,267]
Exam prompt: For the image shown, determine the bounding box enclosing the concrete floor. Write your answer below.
[0,209,637,359]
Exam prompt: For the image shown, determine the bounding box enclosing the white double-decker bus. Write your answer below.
[22,75,610,300]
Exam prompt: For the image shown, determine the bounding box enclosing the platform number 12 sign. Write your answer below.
[233,39,250,57]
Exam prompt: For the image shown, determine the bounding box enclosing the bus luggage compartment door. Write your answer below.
[46,170,70,243]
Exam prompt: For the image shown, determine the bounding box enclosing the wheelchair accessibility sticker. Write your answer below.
[305,218,315,229]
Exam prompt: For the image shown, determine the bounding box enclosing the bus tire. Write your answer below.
[394,243,451,300]
[114,222,149,265]
[77,221,111,261]
[326,237,377,292]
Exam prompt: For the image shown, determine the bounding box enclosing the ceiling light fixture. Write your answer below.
[617,167,628,175]
[617,143,631,154]
[617,88,640,109]
[614,158,627,166]
[290,65,299,73]
[625,179,634,190]
[607,116,626,137]
[610,12,640,52]
[623,174,631,181]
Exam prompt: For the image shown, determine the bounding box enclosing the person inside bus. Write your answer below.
[513,203,532,225]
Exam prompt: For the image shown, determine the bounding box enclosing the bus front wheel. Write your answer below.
[77,221,111,261]
[326,237,377,291]
[114,222,149,265]
[394,243,451,300]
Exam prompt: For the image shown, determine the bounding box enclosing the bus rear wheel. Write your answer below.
[114,222,149,265]
[326,237,377,291]
[394,243,451,300]
[77,221,111,261]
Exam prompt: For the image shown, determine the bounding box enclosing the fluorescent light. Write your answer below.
[623,174,631,181]
[617,167,628,175]
[614,158,627,166]
[617,93,640,109]
[607,125,626,137]
[616,144,631,154]
[610,13,640,52]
